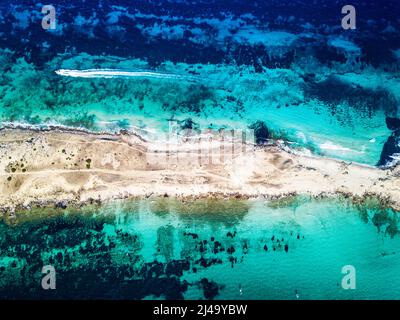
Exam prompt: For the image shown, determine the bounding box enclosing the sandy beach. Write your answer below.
[0,128,399,212]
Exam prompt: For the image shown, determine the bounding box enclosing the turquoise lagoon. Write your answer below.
[1,197,400,300]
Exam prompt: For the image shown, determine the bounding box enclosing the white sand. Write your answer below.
[0,128,399,211]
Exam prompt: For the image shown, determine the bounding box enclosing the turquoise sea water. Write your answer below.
[0,52,395,165]
[1,197,400,300]
[0,2,399,165]
[0,0,399,300]
[0,2,399,166]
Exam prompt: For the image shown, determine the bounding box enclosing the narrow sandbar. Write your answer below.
[0,128,399,212]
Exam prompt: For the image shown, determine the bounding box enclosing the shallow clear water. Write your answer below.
[0,54,394,165]
[1,197,399,300]
[0,1,399,166]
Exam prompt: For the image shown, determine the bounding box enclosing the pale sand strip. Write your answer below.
[0,128,399,211]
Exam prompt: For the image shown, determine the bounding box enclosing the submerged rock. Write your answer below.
[199,278,220,300]
[178,118,199,131]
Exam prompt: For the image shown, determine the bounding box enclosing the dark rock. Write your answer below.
[377,130,400,167]
[199,278,220,300]
[165,260,190,277]
[249,121,269,145]
[213,241,223,253]
[227,246,235,254]
[386,117,400,130]
[196,257,222,268]
[179,118,199,131]
[55,201,68,209]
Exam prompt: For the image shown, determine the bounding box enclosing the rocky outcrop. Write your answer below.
[249,121,269,145]
[377,130,400,167]
[386,117,400,131]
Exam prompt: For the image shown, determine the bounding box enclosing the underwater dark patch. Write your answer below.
[313,44,347,65]
[303,76,398,118]
[0,212,247,299]
[231,44,295,71]
[355,36,400,69]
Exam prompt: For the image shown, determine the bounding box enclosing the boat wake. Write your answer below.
[55,69,193,80]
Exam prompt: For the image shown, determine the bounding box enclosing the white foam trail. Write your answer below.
[55,68,188,80]
[319,141,364,154]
